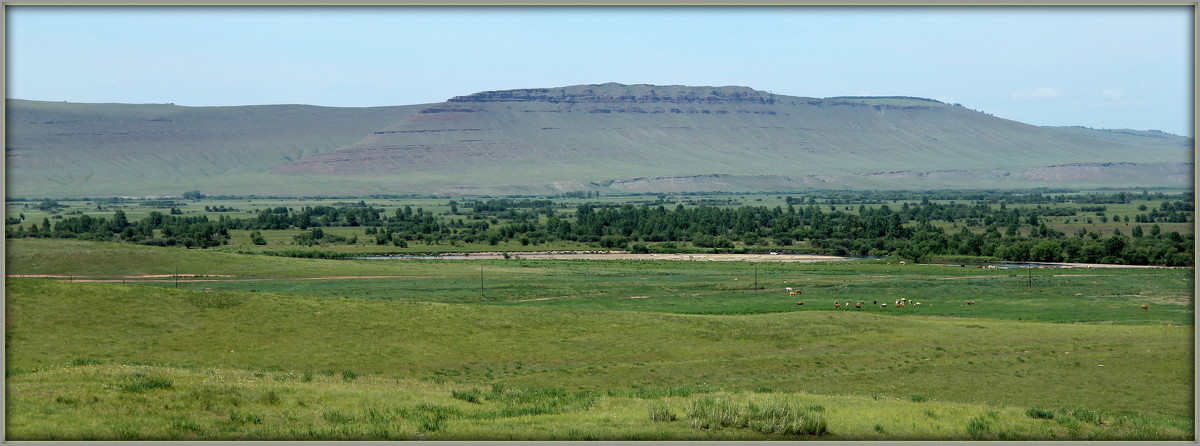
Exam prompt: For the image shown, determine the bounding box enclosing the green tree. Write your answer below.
[1103,235,1127,259]
[897,242,928,263]
[1030,240,1062,262]
[110,210,128,232]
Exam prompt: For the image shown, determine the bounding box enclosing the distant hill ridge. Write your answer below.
[5,82,1193,197]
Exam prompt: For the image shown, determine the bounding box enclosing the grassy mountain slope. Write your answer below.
[5,99,424,197]
[271,84,1191,193]
[1045,126,1193,148]
[6,84,1193,197]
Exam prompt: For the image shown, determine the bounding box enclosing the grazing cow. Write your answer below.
[881,303,888,308]
[873,300,877,305]
[834,302,841,309]
[914,302,922,306]
[786,287,793,293]
[854,302,863,309]
[796,301,804,306]
[1141,304,1149,310]
[790,290,800,296]
[966,300,976,305]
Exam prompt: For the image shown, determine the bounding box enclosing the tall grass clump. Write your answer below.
[322,410,355,424]
[170,418,205,434]
[685,396,827,437]
[611,385,720,399]
[1025,407,1056,419]
[69,358,106,367]
[400,403,459,433]
[1069,408,1106,425]
[451,388,482,404]
[966,415,994,440]
[686,397,741,430]
[647,401,677,422]
[481,385,601,417]
[118,376,173,392]
[742,398,828,436]
[228,410,264,424]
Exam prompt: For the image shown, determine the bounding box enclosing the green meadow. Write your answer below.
[4,238,1194,440]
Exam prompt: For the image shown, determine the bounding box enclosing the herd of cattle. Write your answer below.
[787,287,941,309]
[787,288,1151,311]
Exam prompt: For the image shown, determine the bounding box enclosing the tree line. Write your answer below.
[6,199,1193,266]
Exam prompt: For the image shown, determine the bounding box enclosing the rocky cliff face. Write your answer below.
[446,83,779,105]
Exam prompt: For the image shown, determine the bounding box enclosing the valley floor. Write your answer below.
[3,240,1194,441]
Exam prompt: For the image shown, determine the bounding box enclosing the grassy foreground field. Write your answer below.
[4,239,1195,440]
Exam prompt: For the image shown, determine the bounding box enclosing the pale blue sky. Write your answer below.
[6,5,1194,136]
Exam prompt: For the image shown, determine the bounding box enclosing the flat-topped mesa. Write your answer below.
[445,83,779,105]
